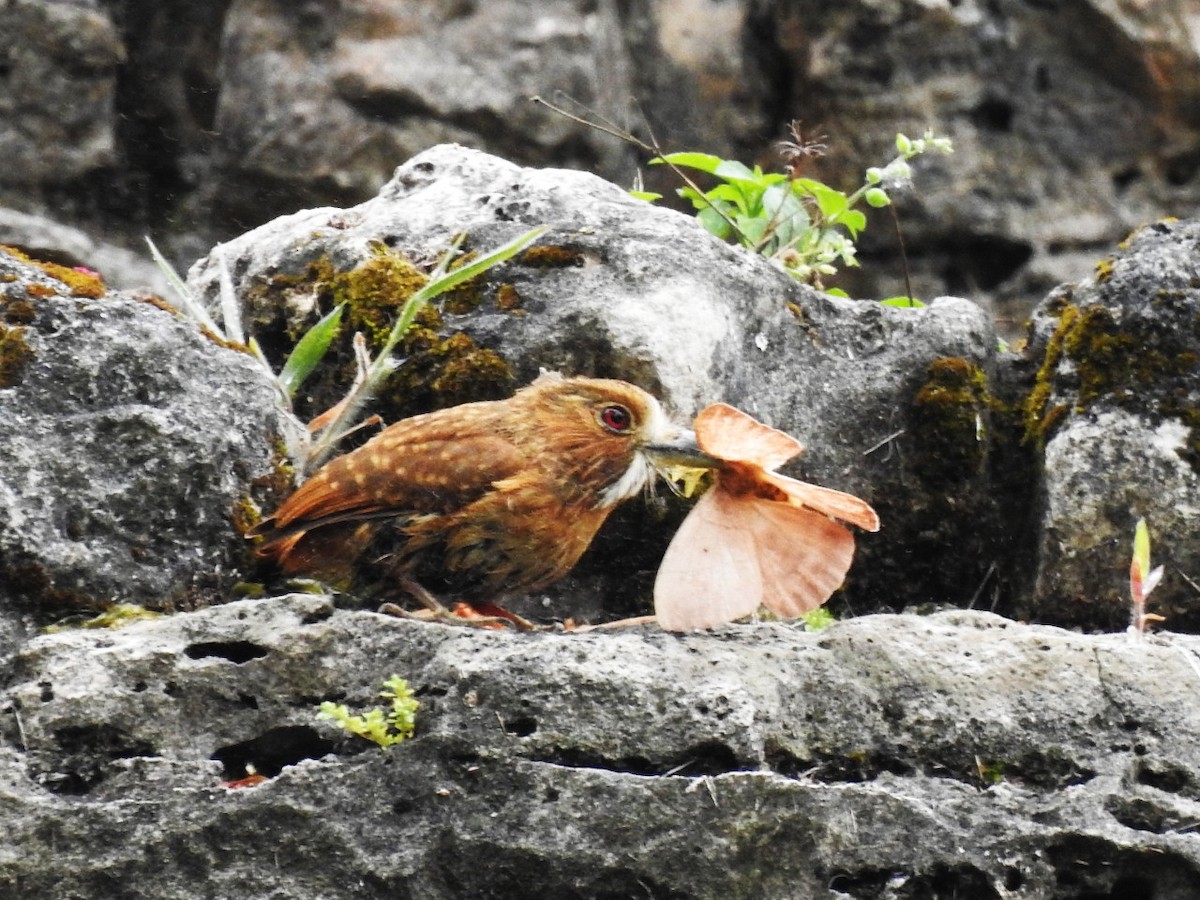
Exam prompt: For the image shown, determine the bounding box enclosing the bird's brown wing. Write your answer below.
[267,415,527,526]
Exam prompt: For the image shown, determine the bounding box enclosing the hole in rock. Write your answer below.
[213,725,334,781]
[300,605,334,625]
[537,747,660,776]
[942,236,1033,292]
[503,716,537,737]
[184,641,269,664]
[45,724,158,795]
[1135,760,1191,795]
[969,95,1016,131]
[667,741,742,776]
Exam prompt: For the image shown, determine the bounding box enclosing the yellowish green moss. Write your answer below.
[1024,300,1200,467]
[326,245,430,348]
[0,245,105,298]
[230,494,264,539]
[0,325,33,387]
[1094,258,1116,283]
[517,244,586,269]
[496,283,522,311]
[910,357,991,485]
[45,603,161,632]
[256,243,514,419]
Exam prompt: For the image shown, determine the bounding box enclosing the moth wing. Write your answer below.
[769,472,881,532]
[750,501,857,619]
[694,403,803,469]
[654,489,762,632]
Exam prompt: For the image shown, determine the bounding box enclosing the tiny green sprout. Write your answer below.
[801,608,837,632]
[1129,518,1166,639]
[317,675,420,749]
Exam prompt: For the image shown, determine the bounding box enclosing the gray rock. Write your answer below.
[1022,219,1200,631]
[0,0,123,210]
[211,0,638,227]
[748,0,1200,332]
[4,595,1200,897]
[0,206,170,295]
[0,247,287,638]
[187,144,1006,618]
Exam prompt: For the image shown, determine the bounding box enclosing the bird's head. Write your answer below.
[509,373,717,508]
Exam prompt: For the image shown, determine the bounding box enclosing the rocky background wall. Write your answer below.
[6,0,1200,325]
[5,1,1200,898]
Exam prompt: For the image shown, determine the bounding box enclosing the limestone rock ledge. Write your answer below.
[3,595,1199,898]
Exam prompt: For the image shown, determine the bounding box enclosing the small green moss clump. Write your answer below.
[910,357,991,485]
[229,494,264,539]
[0,324,33,387]
[328,244,430,349]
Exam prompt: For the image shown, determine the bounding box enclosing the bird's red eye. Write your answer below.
[600,405,632,433]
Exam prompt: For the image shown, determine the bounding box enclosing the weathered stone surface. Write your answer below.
[4,595,1200,898]
[5,1,1200,334]
[0,0,124,211]
[1021,219,1200,631]
[187,144,1006,618]
[211,0,637,228]
[746,0,1200,328]
[0,247,286,637]
[0,207,170,295]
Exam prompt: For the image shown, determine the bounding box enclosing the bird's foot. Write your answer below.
[376,602,531,631]
[378,579,539,631]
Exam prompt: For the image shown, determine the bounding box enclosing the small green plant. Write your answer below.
[652,128,952,286]
[1129,517,1165,639]
[800,607,837,632]
[317,675,419,748]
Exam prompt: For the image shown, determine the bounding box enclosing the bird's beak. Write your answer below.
[644,427,721,469]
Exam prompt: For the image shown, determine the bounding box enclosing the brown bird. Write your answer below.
[254,373,713,620]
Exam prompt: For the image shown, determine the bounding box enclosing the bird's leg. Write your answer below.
[377,578,535,631]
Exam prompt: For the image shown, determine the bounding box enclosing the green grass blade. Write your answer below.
[376,226,547,364]
[279,303,346,397]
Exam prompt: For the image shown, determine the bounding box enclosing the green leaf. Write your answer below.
[736,215,768,247]
[278,303,345,398]
[836,209,868,236]
[825,287,851,298]
[629,190,663,202]
[712,159,757,182]
[880,296,926,308]
[652,151,727,174]
[380,226,547,359]
[796,180,849,220]
[697,206,733,239]
[703,183,753,219]
[1133,518,1151,581]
